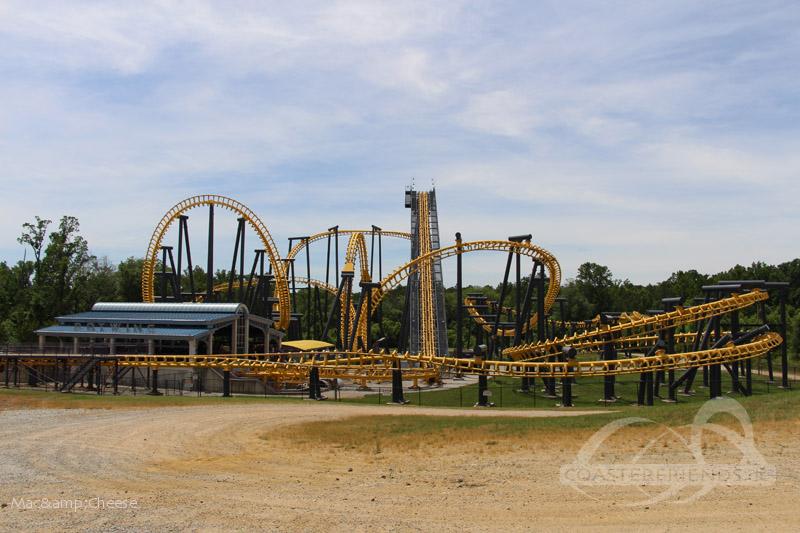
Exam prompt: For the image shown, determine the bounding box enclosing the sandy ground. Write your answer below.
[0,402,798,532]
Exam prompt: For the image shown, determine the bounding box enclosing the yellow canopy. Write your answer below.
[281,340,335,352]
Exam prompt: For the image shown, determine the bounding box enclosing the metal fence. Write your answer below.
[352,372,797,408]
[2,355,797,406]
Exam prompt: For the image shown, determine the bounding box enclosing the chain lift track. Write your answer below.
[416,192,437,357]
[406,190,449,356]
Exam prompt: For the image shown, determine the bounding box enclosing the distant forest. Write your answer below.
[3,215,799,355]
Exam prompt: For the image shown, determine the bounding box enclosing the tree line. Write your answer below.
[2,216,798,356]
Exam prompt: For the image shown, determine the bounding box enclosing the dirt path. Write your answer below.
[0,402,797,531]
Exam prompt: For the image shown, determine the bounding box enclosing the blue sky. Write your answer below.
[1,1,799,286]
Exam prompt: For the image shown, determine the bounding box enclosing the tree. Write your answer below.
[17,216,51,281]
[0,260,36,342]
[574,262,614,315]
[74,256,118,308]
[117,257,145,302]
[659,270,709,304]
[789,310,800,356]
[36,216,94,318]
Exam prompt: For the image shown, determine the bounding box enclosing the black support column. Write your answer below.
[561,346,576,407]
[600,314,617,403]
[222,369,231,397]
[148,368,162,396]
[662,297,681,403]
[474,344,490,407]
[391,359,407,404]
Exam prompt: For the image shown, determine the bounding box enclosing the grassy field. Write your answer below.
[3,369,797,428]
[263,386,800,454]
[267,377,800,453]
[345,368,795,411]
[337,380,798,426]
[3,375,799,459]
[0,387,302,410]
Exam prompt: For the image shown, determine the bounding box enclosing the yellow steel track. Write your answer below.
[343,232,370,282]
[200,277,349,318]
[462,295,710,353]
[372,240,562,338]
[341,232,370,348]
[113,351,439,382]
[505,289,769,360]
[133,195,783,387]
[463,295,602,337]
[416,192,437,356]
[110,290,780,381]
[141,195,291,330]
[286,229,411,260]
[112,332,778,380]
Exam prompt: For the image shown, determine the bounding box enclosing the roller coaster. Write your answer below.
[10,188,793,406]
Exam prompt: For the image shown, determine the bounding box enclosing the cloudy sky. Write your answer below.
[1,0,798,285]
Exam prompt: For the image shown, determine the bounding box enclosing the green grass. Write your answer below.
[266,386,800,453]
[271,381,800,452]
[341,371,799,428]
[263,414,565,452]
[0,387,303,410]
[4,376,799,457]
[3,366,798,433]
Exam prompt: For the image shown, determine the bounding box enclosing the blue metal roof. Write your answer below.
[35,325,212,340]
[57,311,237,325]
[92,302,247,314]
[37,301,274,341]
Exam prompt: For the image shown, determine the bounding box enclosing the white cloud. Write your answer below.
[317,1,451,44]
[361,47,448,97]
[639,139,800,185]
[457,90,536,137]
[567,114,641,145]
